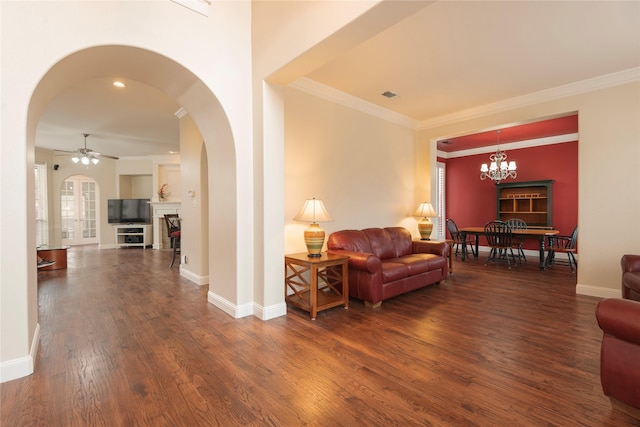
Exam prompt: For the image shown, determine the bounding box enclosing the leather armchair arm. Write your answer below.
[596,298,640,346]
[622,254,640,274]
[412,240,449,257]
[327,249,381,274]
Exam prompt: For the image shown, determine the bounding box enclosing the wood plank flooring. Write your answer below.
[2,246,638,426]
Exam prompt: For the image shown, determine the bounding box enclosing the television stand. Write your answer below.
[113,224,152,249]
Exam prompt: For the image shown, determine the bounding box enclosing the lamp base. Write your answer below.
[307,253,322,258]
[304,223,325,257]
[417,219,434,240]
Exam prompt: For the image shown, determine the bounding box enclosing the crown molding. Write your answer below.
[289,68,639,132]
[289,78,419,129]
[438,133,579,159]
[419,67,640,130]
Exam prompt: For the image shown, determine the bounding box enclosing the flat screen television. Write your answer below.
[108,199,151,224]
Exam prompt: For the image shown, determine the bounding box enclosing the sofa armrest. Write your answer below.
[622,254,640,274]
[327,249,381,274]
[412,240,449,258]
[596,298,640,346]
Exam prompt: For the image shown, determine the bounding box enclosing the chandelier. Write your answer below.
[480,130,517,184]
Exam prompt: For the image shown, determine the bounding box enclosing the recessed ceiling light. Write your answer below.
[113,81,126,88]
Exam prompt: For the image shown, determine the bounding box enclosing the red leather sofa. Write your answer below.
[622,254,640,301]
[327,227,449,308]
[596,298,640,415]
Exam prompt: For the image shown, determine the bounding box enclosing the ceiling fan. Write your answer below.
[56,133,119,165]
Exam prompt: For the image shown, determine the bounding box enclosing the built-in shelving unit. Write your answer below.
[496,180,554,227]
[113,224,152,248]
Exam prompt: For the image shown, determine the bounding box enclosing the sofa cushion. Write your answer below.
[363,228,397,260]
[380,261,409,283]
[385,227,413,257]
[327,229,373,253]
[390,253,444,276]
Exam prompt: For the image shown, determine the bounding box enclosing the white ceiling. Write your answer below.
[35,1,640,158]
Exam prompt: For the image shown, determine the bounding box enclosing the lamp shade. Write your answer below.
[414,202,437,219]
[293,198,333,223]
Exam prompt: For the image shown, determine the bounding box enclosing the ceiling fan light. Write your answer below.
[81,156,90,165]
[71,156,80,163]
[91,157,99,165]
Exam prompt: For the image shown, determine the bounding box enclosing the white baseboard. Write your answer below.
[0,323,39,383]
[180,267,208,286]
[207,291,286,320]
[576,284,621,299]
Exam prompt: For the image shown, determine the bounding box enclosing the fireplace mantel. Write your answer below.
[149,201,181,249]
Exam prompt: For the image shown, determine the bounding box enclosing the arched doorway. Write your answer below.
[28,45,242,314]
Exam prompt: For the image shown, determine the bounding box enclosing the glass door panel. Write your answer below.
[61,176,99,246]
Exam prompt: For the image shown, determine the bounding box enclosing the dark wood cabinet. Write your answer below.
[496,180,554,227]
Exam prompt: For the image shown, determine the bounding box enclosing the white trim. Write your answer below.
[419,67,640,130]
[254,302,287,321]
[180,268,208,286]
[0,323,39,383]
[207,291,287,320]
[170,0,211,17]
[289,77,419,129]
[576,284,620,299]
[290,68,639,130]
[439,133,579,159]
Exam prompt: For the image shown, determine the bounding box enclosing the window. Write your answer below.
[435,162,446,240]
[35,163,49,247]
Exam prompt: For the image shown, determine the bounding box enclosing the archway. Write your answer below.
[28,45,240,314]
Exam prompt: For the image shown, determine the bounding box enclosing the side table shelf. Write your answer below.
[285,252,349,320]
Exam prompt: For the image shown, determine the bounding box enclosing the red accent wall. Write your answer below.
[445,141,578,248]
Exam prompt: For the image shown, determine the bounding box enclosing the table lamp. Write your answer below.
[293,198,333,257]
[414,202,437,240]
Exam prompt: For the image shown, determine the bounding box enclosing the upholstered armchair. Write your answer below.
[622,254,640,301]
[596,298,640,417]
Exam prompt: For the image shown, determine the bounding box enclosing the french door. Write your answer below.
[61,175,99,246]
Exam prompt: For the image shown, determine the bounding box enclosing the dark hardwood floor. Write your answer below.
[2,246,637,426]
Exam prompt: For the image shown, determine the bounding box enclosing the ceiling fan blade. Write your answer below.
[95,153,120,160]
[53,149,77,155]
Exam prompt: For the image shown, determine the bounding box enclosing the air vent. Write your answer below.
[381,91,398,98]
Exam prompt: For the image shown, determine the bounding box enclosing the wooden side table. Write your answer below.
[285,252,349,320]
[37,245,70,271]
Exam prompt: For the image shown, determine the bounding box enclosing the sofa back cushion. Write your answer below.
[328,227,413,260]
[384,227,413,257]
[362,228,396,259]
[327,229,373,253]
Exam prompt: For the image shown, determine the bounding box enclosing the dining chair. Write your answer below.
[484,220,517,269]
[506,218,528,263]
[545,225,578,272]
[164,214,181,268]
[446,219,476,258]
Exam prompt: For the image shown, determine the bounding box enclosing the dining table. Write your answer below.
[459,226,559,270]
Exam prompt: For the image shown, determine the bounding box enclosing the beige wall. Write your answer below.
[284,86,419,254]
[418,81,640,297]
